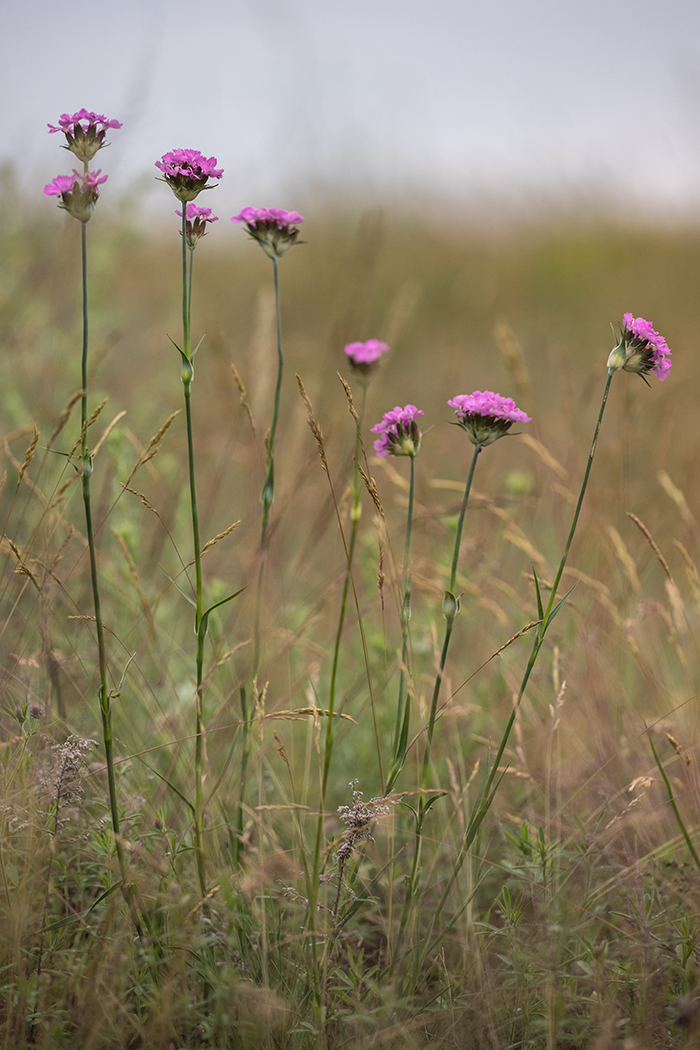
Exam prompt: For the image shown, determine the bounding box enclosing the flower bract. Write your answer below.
[176,203,219,249]
[48,109,122,163]
[231,207,304,259]
[344,339,389,375]
[156,150,224,202]
[44,169,108,223]
[606,314,672,382]
[371,405,423,457]
[448,391,531,447]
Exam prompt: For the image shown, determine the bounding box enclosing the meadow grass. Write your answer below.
[1,197,700,1048]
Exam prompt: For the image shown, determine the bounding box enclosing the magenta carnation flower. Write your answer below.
[176,203,218,249]
[448,391,531,447]
[44,169,108,223]
[344,339,389,375]
[48,109,122,162]
[156,149,223,202]
[231,207,304,259]
[607,314,671,382]
[371,405,423,458]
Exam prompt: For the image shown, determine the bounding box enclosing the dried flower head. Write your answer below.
[343,339,389,375]
[231,207,304,259]
[44,169,108,223]
[176,202,218,249]
[371,404,423,457]
[607,314,672,382]
[37,735,96,816]
[448,390,531,447]
[336,781,394,863]
[48,109,122,163]
[156,149,224,202]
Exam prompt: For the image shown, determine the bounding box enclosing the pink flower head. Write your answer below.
[448,391,531,447]
[44,169,108,223]
[231,206,304,259]
[176,202,218,249]
[344,339,390,375]
[371,405,423,458]
[48,109,122,163]
[155,149,224,202]
[606,314,672,382]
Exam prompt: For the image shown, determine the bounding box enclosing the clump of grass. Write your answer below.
[1,170,699,1048]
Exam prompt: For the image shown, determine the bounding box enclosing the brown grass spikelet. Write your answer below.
[295,374,328,470]
[337,371,360,428]
[627,511,672,581]
[92,410,126,458]
[201,520,240,556]
[494,318,535,410]
[124,410,180,486]
[70,397,108,455]
[47,388,84,449]
[16,426,39,488]
[230,361,256,433]
[357,460,384,518]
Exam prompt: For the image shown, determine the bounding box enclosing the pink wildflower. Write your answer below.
[156,149,224,202]
[371,405,423,458]
[176,203,218,249]
[48,109,122,163]
[231,207,304,259]
[607,314,671,382]
[448,391,531,447]
[44,169,108,223]
[344,339,389,375]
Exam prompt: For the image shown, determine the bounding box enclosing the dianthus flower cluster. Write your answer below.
[44,169,108,223]
[176,203,218,249]
[607,314,671,381]
[231,207,304,259]
[448,390,531,447]
[344,339,389,374]
[372,405,423,457]
[48,109,122,163]
[156,149,224,202]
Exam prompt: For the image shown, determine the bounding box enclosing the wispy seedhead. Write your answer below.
[371,404,423,458]
[156,149,223,202]
[231,207,304,259]
[44,169,107,223]
[607,313,672,381]
[448,390,531,447]
[48,109,122,163]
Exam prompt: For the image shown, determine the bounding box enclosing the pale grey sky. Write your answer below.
[5,0,700,217]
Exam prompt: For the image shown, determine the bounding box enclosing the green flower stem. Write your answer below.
[261,255,283,544]
[466,369,616,843]
[79,222,140,932]
[180,211,207,897]
[421,441,481,789]
[400,441,482,920]
[385,452,416,796]
[321,384,367,801]
[253,255,284,677]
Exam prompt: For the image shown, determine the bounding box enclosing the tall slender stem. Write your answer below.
[467,370,616,845]
[260,255,283,544]
[253,256,284,677]
[79,222,139,930]
[386,452,416,795]
[180,211,207,897]
[421,441,481,788]
[321,384,367,800]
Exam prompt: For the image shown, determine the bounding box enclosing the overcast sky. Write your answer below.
[5,0,700,218]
